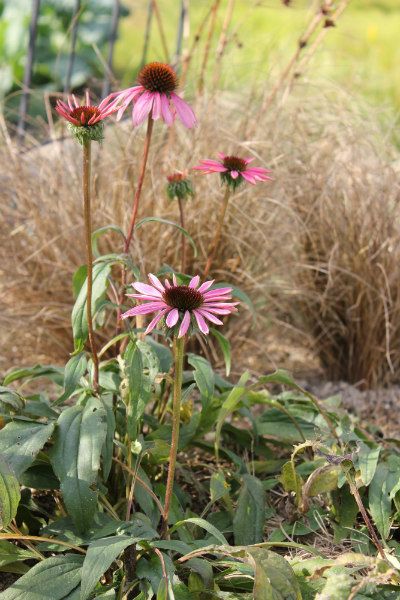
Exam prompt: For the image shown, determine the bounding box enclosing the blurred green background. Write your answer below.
[0,0,398,118]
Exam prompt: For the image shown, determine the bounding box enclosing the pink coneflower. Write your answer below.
[112,62,196,128]
[55,91,119,127]
[193,152,272,189]
[121,274,238,337]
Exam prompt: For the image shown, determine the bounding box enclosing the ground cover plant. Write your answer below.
[1,1,400,599]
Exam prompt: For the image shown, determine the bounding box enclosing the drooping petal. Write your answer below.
[178,310,191,337]
[132,91,154,126]
[166,308,179,327]
[193,310,209,334]
[145,309,168,334]
[133,282,163,298]
[189,275,200,289]
[152,92,162,120]
[160,93,174,126]
[241,172,257,184]
[148,273,165,293]
[170,93,197,128]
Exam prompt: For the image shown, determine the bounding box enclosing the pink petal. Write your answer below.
[204,288,232,298]
[217,152,226,160]
[241,172,256,185]
[127,293,162,301]
[230,170,239,179]
[178,310,191,337]
[145,309,168,334]
[200,307,233,315]
[165,279,171,289]
[133,282,163,298]
[189,275,200,289]
[244,157,254,164]
[197,309,223,325]
[148,273,165,293]
[172,274,178,286]
[152,92,162,120]
[193,310,209,334]
[121,302,166,318]
[160,94,174,126]
[197,280,215,293]
[166,308,179,327]
[170,93,197,129]
[132,91,154,126]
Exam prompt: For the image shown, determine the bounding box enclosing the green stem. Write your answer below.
[177,196,186,273]
[204,186,231,278]
[83,139,99,391]
[162,336,185,536]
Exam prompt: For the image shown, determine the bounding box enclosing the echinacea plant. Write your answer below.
[56,92,119,389]
[166,171,194,272]
[122,273,238,531]
[193,152,272,277]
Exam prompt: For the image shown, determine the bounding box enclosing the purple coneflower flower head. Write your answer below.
[121,274,238,338]
[55,91,119,144]
[193,152,272,190]
[112,62,196,129]
[166,171,194,201]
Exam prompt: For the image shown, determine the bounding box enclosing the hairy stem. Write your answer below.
[204,186,231,279]
[161,336,185,536]
[177,196,186,273]
[83,139,99,390]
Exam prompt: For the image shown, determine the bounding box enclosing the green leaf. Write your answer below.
[135,217,197,257]
[248,548,302,599]
[3,365,63,387]
[279,462,303,506]
[210,471,231,503]
[233,474,265,545]
[307,466,339,497]
[91,224,124,257]
[357,442,380,487]
[80,536,136,599]
[0,456,20,529]
[0,421,55,478]
[56,353,87,405]
[187,354,215,401]
[0,540,37,567]
[50,398,107,532]
[71,262,111,348]
[369,462,399,539]
[72,265,87,300]
[0,554,84,599]
[210,328,231,376]
[315,571,352,600]
[0,387,24,412]
[99,395,115,480]
[171,517,228,545]
[215,372,250,458]
[258,369,296,387]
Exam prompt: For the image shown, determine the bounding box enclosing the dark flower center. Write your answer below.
[222,155,247,172]
[70,106,100,126]
[138,62,178,94]
[163,285,204,311]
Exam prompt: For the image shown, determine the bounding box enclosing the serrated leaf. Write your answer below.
[71,262,111,348]
[0,456,20,529]
[0,554,84,599]
[233,474,265,545]
[0,422,55,478]
[50,398,107,532]
[80,536,136,599]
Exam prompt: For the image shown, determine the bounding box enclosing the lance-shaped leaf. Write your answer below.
[71,262,111,348]
[0,421,55,478]
[50,398,107,532]
[233,474,265,545]
[248,548,302,599]
[0,456,20,529]
[56,353,87,405]
[0,554,84,599]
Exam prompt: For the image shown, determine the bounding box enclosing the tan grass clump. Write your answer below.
[0,87,399,386]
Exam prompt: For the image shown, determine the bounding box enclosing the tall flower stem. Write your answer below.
[117,115,154,329]
[203,186,231,279]
[161,336,185,537]
[177,196,186,273]
[83,139,99,391]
